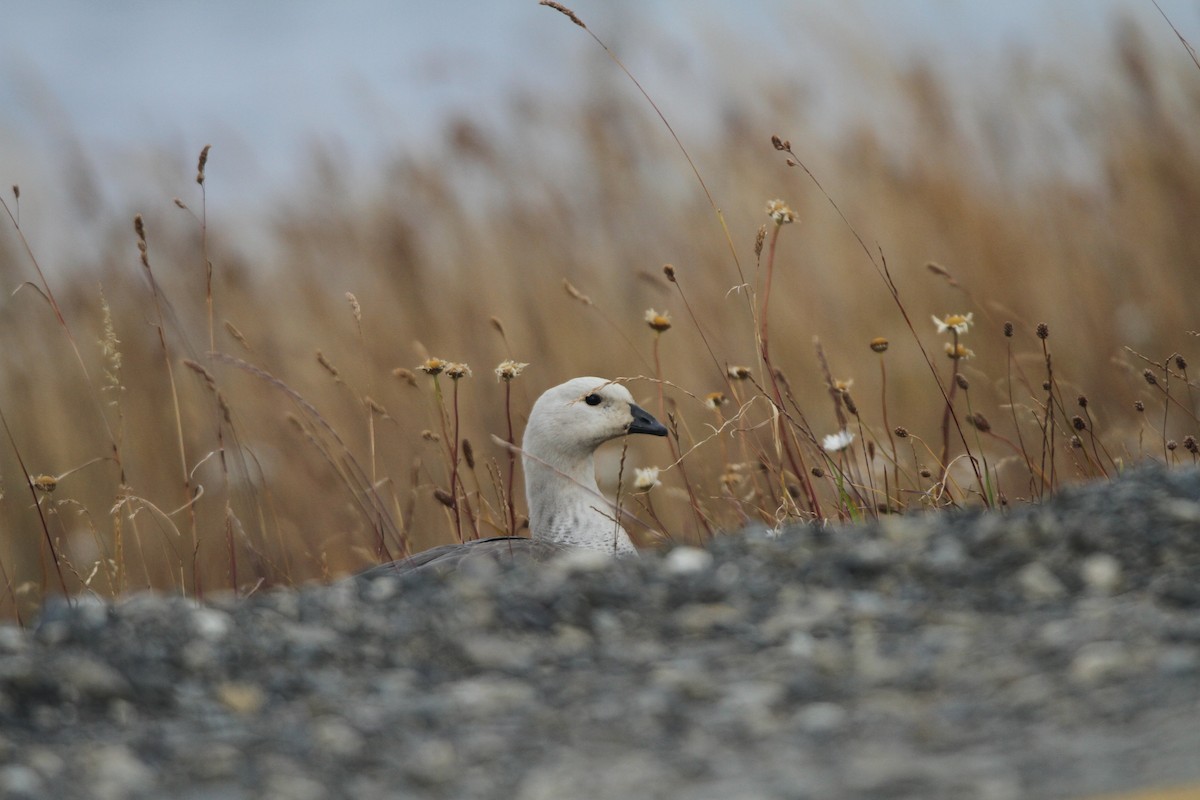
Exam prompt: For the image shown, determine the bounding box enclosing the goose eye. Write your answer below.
[584,393,602,406]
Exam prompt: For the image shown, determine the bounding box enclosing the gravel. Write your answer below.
[3,462,1200,799]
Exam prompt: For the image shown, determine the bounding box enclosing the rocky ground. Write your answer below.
[1,463,1199,799]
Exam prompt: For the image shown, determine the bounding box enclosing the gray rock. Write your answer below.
[3,462,1199,800]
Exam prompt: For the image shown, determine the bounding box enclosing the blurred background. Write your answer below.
[1,1,1198,617]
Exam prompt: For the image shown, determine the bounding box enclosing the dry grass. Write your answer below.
[0,13,1198,621]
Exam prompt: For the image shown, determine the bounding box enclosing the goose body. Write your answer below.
[358,377,667,578]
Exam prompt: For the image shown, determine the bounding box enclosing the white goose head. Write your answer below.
[522,377,667,553]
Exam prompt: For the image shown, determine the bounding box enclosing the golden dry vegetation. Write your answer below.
[0,11,1198,621]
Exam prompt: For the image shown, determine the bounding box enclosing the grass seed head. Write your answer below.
[970,412,991,432]
[223,320,251,352]
[196,144,211,185]
[539,1,586,28]
[393,368,417,387]
[754,225,766,257]
[842,392,858,416]
[955,374,969,390]
[316,350,339,379]
[563,279,592,306]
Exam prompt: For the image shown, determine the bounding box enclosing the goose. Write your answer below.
[358,377,667,577]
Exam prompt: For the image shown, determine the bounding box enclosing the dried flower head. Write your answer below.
[1167,439,1178,452]
[704,392,727,411]
[933,313,973,335]
[445,362,471,380]
[821,429,855,452]
[494,360,529,382]
[644,309,672,332]
[1077,395,1088,408]
[765,199,796,225]
[662,264,676,282]
[1134,400,1145,412]
[32,474,57,493]
[727,365,753,380]
[944,343,974,360]
[1184,435,1197,454]
[894,426,909,438]
[418,357,447,376]
[1070,435,1083,449]
[1174,355,1188,371]
[633,466,662,492]
[1143,369,1158,386]
[955,374,969,390]
[1072,415,1087,431]
[1036,322,1049,339]
[1003,321,1014,338]
[869,337,889,353]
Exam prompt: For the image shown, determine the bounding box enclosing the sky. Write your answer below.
[1,0,1198,257]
